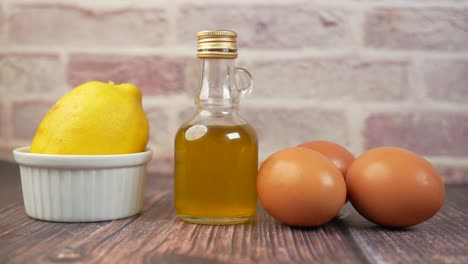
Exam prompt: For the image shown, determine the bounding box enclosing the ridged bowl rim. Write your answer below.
[13,146,153,169]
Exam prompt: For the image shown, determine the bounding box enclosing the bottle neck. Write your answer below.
[197,58,239,112]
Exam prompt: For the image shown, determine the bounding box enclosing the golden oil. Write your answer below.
[174,124,258,224]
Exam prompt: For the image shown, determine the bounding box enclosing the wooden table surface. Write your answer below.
[0,161,467,264]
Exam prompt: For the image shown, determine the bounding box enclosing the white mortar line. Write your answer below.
[5,0,165,9]
[8,92,468,113]
[11,139,31,147]
[8,0,468,7]
[134,0,468,8]
[345,105,367,156]
[9,94,58,102]
[349,9,365,56]
[242,100,468,111]
[2,0,10,13]
[58,50,71,91]
[165,0,178,45]
[408,55,427,103]
[238,50,356,60]
[174,0,308,5]
[2,46,193,56]
[426,157,468,166]
[361,104,468,112]
[360,50,468,60]
[313,0,468,8]
[4,46,468,60]
[142,95,191,105]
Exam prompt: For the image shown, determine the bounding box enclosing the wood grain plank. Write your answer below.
[81,195,362,264]
[0,162,22,205]
[0,165,363,264]
[2,161,468,264]
[342,186,468,264]
[0,172,163,263]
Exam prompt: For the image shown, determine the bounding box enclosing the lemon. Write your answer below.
[30,81,149,155]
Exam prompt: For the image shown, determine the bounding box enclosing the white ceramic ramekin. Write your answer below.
[13,147,152,222]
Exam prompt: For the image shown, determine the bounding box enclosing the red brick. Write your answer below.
[434,164,468,184]
[12,101,54,141]
[246,58,409,101]
[364,112,468,156]
[177,5,352,49]
[423,59,468,103]
[242,107,349,161]
[364,8,468,50]
[68,54,185,95]
[0,54,66,99]
[8,4,168,47]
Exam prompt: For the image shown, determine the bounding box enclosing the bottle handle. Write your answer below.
[234,67,253,96]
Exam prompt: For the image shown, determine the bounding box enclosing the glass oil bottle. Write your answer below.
[174,30,258,225]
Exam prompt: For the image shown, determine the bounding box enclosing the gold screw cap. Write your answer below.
[197,30,238,59]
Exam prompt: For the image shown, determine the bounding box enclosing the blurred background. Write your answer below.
[0,0,467,182]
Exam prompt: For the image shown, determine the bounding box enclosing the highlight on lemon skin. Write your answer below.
[30,81,149,155]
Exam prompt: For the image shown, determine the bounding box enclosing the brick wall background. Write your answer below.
[0,0,467,182]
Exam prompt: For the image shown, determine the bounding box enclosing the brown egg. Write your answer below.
[346,147,445,228]
[298,141,355,177]
[257,147,346,227]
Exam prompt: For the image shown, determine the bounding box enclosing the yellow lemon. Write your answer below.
[31,81,149,155]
